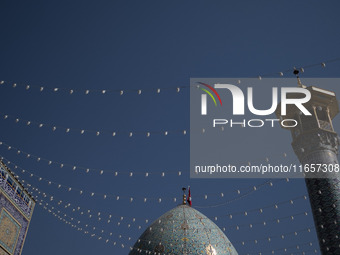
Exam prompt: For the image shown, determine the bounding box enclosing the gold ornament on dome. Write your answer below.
[206,244,217,255]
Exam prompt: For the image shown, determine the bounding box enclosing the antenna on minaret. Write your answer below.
[182,187,187,205]
[293,69,305,88]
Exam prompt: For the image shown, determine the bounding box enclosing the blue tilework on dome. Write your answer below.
[129,205,238,255]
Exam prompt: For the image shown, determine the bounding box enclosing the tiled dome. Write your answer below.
[129,204,238,255]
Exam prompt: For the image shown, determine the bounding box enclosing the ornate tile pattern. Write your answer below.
[129,205,238,255]
[0,246,9,255]
[0,163,34,220]
[0,209,20,255]
[0,192,30,255]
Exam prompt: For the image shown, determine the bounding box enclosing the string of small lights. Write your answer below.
[289,249,319,255]
[2,157,179,202]
[0,139,294,178]
[2,156,288,203]
[130,226,316,249]
[213,194,308,220]
[129,240,318,255]
[0,112,187,137]
[242,241,318,255]
[135,210,312,233]
[194,178,289,208]
[36,198,128,247]
[35,191,317,253]
[0,140,183,176]
[114,222,316,251]
[232,226,315,245]
[7,168,298,234]
[18,174,307,232]
[0,57,338,96]
[27,184,149,228]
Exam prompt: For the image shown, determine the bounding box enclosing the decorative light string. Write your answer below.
[131,209,312,233]
[36,192,317,254]
[18,174,306,233]
[212,194,308,220]
[2,157,181,202]
[28,178,317,253]
[232,226,315,246]
[123,223,315,251]
[3,109,340,141]
[0,112,187,137]
[194,178,289,208]
[36,197,129,247]
[7,160,318,249]
[8,166,299,233]
[34,194,134,241]
[129,240,318,255]
[0,140,295,178]
[0,57,339,96]
[225,210,311,231]
[2,156,288,203]
[242,241,318,255]
[0,141,184,176]
[27,181,306,231]
[27,183,150,227]
[289,249,319,255]
[0,79,185,95]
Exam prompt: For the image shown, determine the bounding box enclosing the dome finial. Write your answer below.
[182,187,187,205]
[187,186,192,207]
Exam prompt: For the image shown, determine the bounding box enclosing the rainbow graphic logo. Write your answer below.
[197,82,222,115]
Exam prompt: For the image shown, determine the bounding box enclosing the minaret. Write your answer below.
[275,73,340,254]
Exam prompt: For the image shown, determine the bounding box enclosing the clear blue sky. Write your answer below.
[0,1,339,254]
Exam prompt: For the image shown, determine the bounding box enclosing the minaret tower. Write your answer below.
[276,72,340,254]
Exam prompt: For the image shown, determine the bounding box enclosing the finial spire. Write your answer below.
[182,187,187,205]
[293,69,305,88]
[187,186,192,207]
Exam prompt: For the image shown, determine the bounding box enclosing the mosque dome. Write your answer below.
[129,204,238,255]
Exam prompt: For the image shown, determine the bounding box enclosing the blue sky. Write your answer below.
[0,1,340,254]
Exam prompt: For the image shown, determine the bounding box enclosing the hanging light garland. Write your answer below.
[27,178,317,254]
[243,240,318,255]
[0,142,184,176]
[0,112,187,137]
[3,156,290,204]
[218,194,308,219]
[3,157,181,202]
[129,240,318,255]
[27,184,149,229]
[7,159,317,248]
[0,57,338,96]
[134,209,312,233]
[0,80,185,96]
[231,226,315,245]
[20,178,326,255]
[0,140,294,178]
[193,178,289,209]
[36,197,128,247]
[0,57,333,255]
[17,172,305,231]
[114,223,315,251]
[37,193,318,255]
